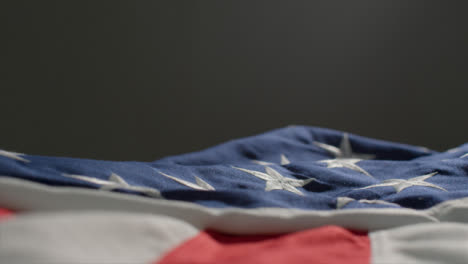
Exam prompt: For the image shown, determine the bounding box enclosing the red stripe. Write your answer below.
[0,208,14,221]
[157,225,370,264]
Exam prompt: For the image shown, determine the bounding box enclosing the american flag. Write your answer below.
[1,126,467,263]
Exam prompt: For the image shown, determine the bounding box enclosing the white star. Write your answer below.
[358,172,446,193]
[447,147,461,153]
[314,133,375,159]
[252,154,291,166]
[314,133,374,177]
[158,171,215,191]
[359,199,400,207]
[441,152,468,162]
[416,146,431,153]
[252,160,274,166]
[336,197,355,209]
[336,197,400,209]
[62,172,161,198]
[0,149,30,163]
[319,158,372,177]
[280,154,291,165]
[233,166,314,196]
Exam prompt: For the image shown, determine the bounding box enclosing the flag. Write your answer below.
[1,126,468,263]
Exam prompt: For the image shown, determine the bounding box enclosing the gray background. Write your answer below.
[1,1,467,161]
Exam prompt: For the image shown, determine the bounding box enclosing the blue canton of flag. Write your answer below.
[1,125,467,210]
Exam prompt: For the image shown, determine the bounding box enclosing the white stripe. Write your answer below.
[1,176,468,234]
[0,211,198,264]
[370,223,468,264]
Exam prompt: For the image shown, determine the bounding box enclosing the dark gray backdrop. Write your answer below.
[2,1,467,161]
